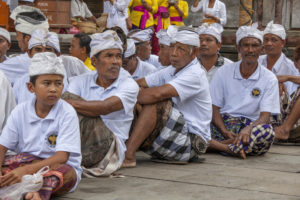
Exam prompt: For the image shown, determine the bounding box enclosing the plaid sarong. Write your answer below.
[270,87,300,142]
[147,106,208,162]
[211,114,275,155]
[2,153,77,200]
[62,92,114,168]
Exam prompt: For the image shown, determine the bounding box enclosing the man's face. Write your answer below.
[69,37,85,59]
[27,74,64,106]
[28,45,57,58]
[263,34,285,56]
[170,42,196,70]
[122,55,137,73]
[0,36,11,61]
[158,44,171,66]
[92,49,122,81]
[238,37,262,65]
[198,34,221,58]
[16,31,30,52]
[136,41,152,61]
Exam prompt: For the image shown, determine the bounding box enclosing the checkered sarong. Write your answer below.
[270,87,300,142]
[147,106,207,162]
[211,114,275,155]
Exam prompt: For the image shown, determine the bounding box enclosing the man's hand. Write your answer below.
[279,82,288,96]
[0,166,29,188]
[233,126,251,146]
[222,130,237,139]
[204,13,214,19]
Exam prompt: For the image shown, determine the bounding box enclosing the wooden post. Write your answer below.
[257,0,263,29]
[239,0,254,27]
[275,0,283,24]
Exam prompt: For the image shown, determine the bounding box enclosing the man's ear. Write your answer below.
[91,56,97,66]
[27,49,33,58]
[27,82,35,93]
[236,45,241,54]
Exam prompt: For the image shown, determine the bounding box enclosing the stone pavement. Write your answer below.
[56,144,300,200]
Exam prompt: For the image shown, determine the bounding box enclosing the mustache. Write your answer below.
[245,53,256,56]
[108,65,120,70]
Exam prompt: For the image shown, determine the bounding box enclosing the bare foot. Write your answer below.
[25,192,42,200]
[239,149,246,159]
[121,159,136,168]
[275,126,290,140]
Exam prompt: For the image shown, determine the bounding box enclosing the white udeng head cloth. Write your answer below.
[196,23,222,43]
[236,23,263,45]
[263,20,286,40]
[29,52,65,77]
[167,25,200,47]
[28,29,60,52]
[10,5,49,35]
[124,39,136,58]
[90,30,123,58]
[0,28,11,43]
[129,29,153,44]
[156,29,171,46]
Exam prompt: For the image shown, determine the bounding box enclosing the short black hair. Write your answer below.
[29,75,39,85]
[74,33,92,54]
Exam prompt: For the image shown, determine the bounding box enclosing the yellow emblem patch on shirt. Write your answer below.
[251,88,261,97]
[47,134,57,148]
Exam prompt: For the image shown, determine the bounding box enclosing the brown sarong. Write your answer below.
[62,92,114,168]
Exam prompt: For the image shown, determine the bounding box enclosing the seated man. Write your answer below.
[123,39,156,80]
[260,21,299,96]
[196,23,233,82]
[0,70,15,135]
[209,23,280,158]
[259,21,300,142]
[69,33,95,71]
[65,30,139,175]
[0,52,81,200]
[71,0,97,24]
[123,26,212,167]
[156,29,172,69]
[0,28,11,63]
[13,29,89,104]
[128,29,161,68]
[0,5,49,85]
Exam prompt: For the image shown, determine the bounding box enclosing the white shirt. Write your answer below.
[67,68,139,166]
[145,54,161,69]
[104,0,129,35]
[210,61,280,121]
[0,70,16,135]
[132,58,156,80]
[0,53,31,85]
[191,0,227,28]
[259,53,300,95]
[71,0,93,18]
[0,98,82,192]
[200,56,233,82]
[145,58,212,142]
[61,55,90,81]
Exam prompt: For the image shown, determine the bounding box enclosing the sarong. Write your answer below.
[270,87,300,142]
[146,104,208,162]
[62,92,121,177]
[211,114,275,155]
[2,153,77,200]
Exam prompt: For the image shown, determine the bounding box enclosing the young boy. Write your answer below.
[0,52,82,200]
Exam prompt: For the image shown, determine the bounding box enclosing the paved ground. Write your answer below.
[56,144,300,200]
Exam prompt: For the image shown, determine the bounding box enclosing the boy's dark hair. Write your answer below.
[74,33,92,55]
[29,75,39,85]
[294,45,300,62]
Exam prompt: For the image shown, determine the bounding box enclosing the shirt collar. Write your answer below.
[173,58,199,77]
[233,60,261,80]
[90,70,120,91]
[271,53,285,73]
[28,97,61,123]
